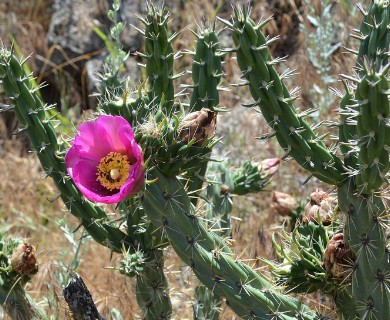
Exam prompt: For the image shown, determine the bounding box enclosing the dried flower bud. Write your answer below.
[178,108,216,146]
[10,242,38,276]
[324,233,355,279]
[220,184,230,195]
[302,189,334,225]
[271,191,299,216]
[258,158,280,177]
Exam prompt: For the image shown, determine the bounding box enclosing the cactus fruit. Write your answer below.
[0,233,45,319]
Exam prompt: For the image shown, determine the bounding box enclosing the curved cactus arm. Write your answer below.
[0,49,136,253]
[220,7,346,185]
[0,49,174,319]
[137,2,175,115]
[141,167,321,320]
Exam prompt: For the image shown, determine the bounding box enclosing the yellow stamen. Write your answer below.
[96,152,130,191]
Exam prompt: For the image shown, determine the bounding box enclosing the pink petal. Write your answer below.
[74,120,114,161]
[97,115,135,153]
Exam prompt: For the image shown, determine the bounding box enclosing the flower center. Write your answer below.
[96,152,131,191]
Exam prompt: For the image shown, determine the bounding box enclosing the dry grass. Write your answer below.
[0,0,367,319]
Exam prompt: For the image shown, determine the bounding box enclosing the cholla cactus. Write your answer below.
[0,0,388,319]
[224,1,389,318]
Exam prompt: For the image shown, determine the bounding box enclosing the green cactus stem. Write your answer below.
[194,158,277,319]
[223,6,346,185]
[193,161,232,320]
[0,49,173,319]
[338,182,389,320]
[189,26,223,113]
[137,2,176,115]
[339,1,389,318]
[355,0,389,69]
[185,25,224,206]
[135,249,172,320]
[193,285,221,320]
[223,1,389,318]
[0,49,134,253]
[339,0,389,170]
[142,167,320,320]
[120,200,172,319]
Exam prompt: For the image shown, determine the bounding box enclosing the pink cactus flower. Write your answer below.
[65,115,145,204]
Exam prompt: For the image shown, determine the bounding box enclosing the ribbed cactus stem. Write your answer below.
[186,26,224,315]
[193,286,221,320]
[339,1,389,169]
[0,50,175,318]
[185,26,224,207]
[142,168,320,319]
[339,2,389,318]
[226,7,346,185]
[354,64,389,194]
[356,0,389,70]
[139,2,175,115]
[135,250,172,320]
[189,27,223,112]
[120,200,172,319]
[0,49,136,252]
[338,80,358,169]
[193,162,232,319]
[338,182,390,319]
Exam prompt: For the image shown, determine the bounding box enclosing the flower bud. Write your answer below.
[10,242,38,276]
[178,108,216,146]
[302,189,334,225]
[324,233,355,279]
[258,158,280,177]
[271,191,299,216]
